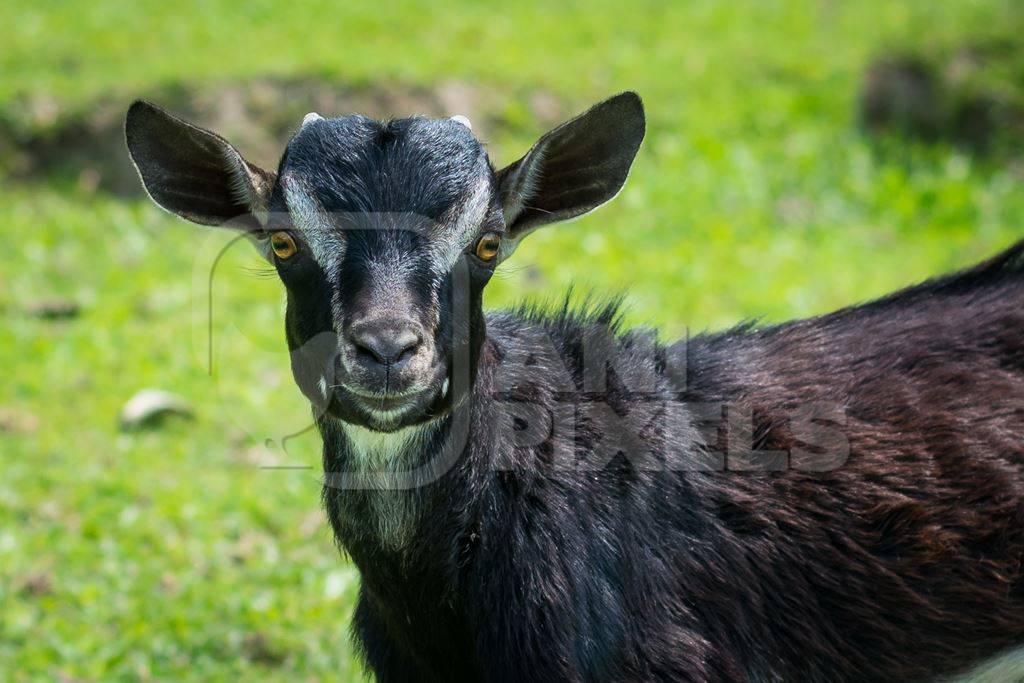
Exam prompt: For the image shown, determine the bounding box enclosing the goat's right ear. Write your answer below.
[125,101,275,227]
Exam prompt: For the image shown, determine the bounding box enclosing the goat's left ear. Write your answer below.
[495,91,645,258]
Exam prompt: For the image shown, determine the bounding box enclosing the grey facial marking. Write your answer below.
[430,177,491,271]
[282,175,345,277]
[363,243,419,316]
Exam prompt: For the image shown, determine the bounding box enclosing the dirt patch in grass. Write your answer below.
[0,76,569,196]
[859,38,1024,155]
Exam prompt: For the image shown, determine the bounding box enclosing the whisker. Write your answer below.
[242,264,279,279]
[492,262,531,280]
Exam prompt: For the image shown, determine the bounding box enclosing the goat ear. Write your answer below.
[125,100,275,228]
[495,91,645,256]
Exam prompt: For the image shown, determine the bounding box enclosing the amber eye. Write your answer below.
[474,232,501,262]
[270,231,298,260]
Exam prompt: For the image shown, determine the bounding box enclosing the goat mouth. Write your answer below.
[321,361,450,430]
[327,381,444,426]
[349,389,425,413]
[341,379,424,399]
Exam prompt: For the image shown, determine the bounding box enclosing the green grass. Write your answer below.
[3,0,1024,679]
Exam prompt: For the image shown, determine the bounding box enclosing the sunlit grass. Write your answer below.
[3,0,1024,678]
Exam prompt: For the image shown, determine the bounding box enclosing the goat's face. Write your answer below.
[266,115,502,430]
[126,93,645,432]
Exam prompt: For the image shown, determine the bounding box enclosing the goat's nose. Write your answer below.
[348,321,422,368]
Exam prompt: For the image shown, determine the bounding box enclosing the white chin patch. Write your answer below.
[318,377,329,398]
[302,112,324,127]
[441,377,450,397]
[450,115,472,130]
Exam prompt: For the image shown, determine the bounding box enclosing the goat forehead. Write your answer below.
[281,191,487,278]
[271,116,493,282]
[280,114,491,218]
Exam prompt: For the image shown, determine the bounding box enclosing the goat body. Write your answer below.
[323,242,1024,682]
[123,92,1024,682]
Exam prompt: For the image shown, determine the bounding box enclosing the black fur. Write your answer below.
[125,93,1024,681]
[324,243,1024,682]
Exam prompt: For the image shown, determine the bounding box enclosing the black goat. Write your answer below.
[125,92,1024,681]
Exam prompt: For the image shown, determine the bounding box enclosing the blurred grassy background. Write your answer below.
[3,0,1024,679]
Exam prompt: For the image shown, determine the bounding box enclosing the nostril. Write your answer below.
[393,329,421,362]
[352,336,386,365]
[349,325,421,368]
